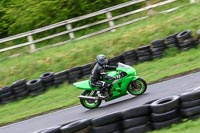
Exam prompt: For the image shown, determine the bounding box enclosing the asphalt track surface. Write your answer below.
[1,71,200,133]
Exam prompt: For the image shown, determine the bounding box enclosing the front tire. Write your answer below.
[80,90,102,109]
[127,78,147,95]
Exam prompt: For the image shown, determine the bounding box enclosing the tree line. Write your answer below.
[0,0,145,38]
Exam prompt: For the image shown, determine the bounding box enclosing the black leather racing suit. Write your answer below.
[90,63,117,91]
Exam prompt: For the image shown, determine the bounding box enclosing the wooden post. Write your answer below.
[27,35,36,52]
[66,23,75,40]
[190,0,196,3]
[106,11,116,32]
[146,0,157,15]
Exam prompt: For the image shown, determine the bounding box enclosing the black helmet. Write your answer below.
[96,54,108,65]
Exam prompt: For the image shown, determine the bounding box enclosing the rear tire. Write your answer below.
[127,78,147,95]
[80,90,102,109]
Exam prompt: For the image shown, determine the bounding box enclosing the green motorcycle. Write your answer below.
[73,63,147,109]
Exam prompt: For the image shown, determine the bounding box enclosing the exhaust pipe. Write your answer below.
[78,95,99,100]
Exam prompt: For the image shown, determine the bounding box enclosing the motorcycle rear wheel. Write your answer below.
[127,78,147,95]
[80,90,102,109]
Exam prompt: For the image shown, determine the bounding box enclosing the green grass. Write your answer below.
[149,118,200,133]
[0,2,200,126]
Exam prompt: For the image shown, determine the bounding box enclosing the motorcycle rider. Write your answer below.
[90,54,120,99]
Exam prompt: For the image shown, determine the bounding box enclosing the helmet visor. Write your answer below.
[103,58,108,65]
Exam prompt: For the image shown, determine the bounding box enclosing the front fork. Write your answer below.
[130,76,139,88]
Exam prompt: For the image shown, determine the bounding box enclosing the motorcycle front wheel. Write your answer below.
[127,78,147,95]
[80,90,102,109]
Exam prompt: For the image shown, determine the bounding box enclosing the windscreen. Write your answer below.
[118,63,132,69]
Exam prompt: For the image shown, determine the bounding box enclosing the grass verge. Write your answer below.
[149,118,200,133]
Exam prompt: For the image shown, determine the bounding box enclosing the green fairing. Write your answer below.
[73,63,147,109]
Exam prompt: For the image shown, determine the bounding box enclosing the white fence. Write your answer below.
[0,0,195,53]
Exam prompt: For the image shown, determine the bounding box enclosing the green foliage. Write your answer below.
[0,0,140,37]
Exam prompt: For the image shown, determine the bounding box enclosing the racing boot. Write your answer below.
[96,90,106,99]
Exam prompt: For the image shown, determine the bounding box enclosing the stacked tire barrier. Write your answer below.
[137,45,152,62]
[151,39,167,58]
[150,96,181,130]
[180,90,200,120]
[165,33,179,47]
[122,106,151,133]
[91,112,122,133]
[0,29,200,105]
[121,50,138,65]
[12,79,29,100]
[176,30,196,50]
[33,90,200,133]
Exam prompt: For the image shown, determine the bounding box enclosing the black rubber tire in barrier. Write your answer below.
[180,90,200,102]
[122,105,150,119]
[92,112,121,127]
[40,126,61,133]
[137,45,151,51]
[122,116,149,129]
[123,123,151,133]
[137,50,151,57]
[123,50,137,56]
[60,119,91,133]
[166,33,178,46]
[152,54,163,59]
[12,84,27,93]
[143,99,158,105]
[112,131,123,133]
[108,55,124,65]
[16,91,29,100]
[15,90,29,97]
[123,55,137,61]
[28,84,44,91]
[151,39,166,48]
[12,79,26,87]
[0,86,13,94]
[54,80,65,87]
[152,117,181,130]
[181,98,200,109]
[152,51,163,55]
[1,95,16,104]
[137,48,151,53]
[151,47,165,52]
[33,126,61,133]
[187,114,200,120]
[150,95,180,114]
[181,105,200,117]
[73,127,91,133]
[178,38,194,46]
[54,76,66,87]
[124,60,137,66]
[151,109,179,122]
[138,55,153,61]
[40,72,54,82]
[40,72,54,88]
[91,121,121,133]
[177,30,192,42]
[180,46,192,51]
[54,70,68,78]
[27,79,43,89]
[29,88,45,96]
[152,51,163,58]
[0,90,13,98]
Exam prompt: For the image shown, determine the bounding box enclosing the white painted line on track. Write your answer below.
[185,85,200,92]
